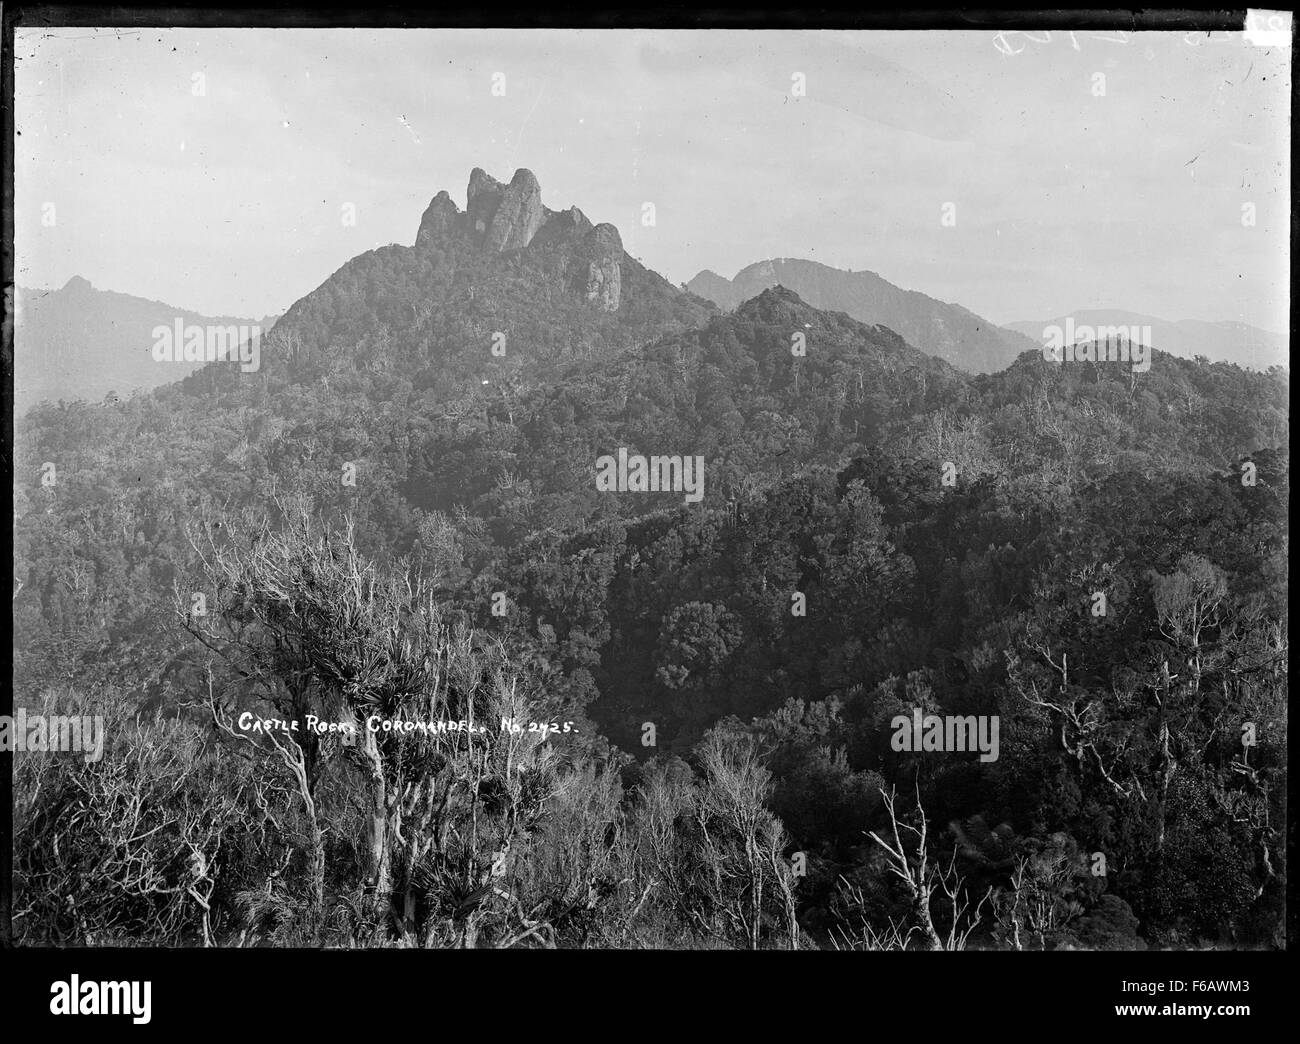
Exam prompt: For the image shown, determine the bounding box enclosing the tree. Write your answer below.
[183,505,564,945]
[847,783,990,951]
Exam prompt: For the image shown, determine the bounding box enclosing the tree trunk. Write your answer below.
[359,729,391,913]
[306,810,325,912]
[914,889,944,950]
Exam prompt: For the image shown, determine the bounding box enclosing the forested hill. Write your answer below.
[15,238,1287,705]
[184,166,714,403]
[12,168,1289,950]
[688,258,1040,373]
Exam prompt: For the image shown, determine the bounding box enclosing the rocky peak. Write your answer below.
[587,222,623,255]
[465,167,505,236]
[555,206,593,237]
[484,168,544,252]
[415,190,461,249]
[460,167,546,252]
[530,205,593,251]
[410,168,626,310]
[466,165,503,202]
[581,223,624,312]
[417,169,620,260]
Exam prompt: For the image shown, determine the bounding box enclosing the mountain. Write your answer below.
[399,284,964,534]
[1004,311,1287,371]
[13,167,1288,952]
[12,276,276,413]
[222,167,716,400]
[686,258,1038,374]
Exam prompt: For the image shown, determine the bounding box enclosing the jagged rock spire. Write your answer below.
[412,167,623,311]
[415,190,459,248]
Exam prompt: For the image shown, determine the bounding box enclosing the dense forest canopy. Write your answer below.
[12,171,1288,950]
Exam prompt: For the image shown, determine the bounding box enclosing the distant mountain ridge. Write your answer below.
[1005,311,1287,371]
[687,258,1039,374]
[13,276,276,413]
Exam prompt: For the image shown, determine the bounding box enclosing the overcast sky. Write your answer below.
[14,26,1291,332]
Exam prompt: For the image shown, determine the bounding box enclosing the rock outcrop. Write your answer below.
[466,167,506,238]
[462,167,545,252]
[412,168,623,310]
[582,224,623,312]
[533,205,593,248]
[484,169,544,252]
[415,190,460,249]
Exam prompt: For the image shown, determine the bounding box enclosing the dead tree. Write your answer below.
[864,783,990,950]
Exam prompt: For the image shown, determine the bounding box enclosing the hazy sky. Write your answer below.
[14,26,1292,331]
